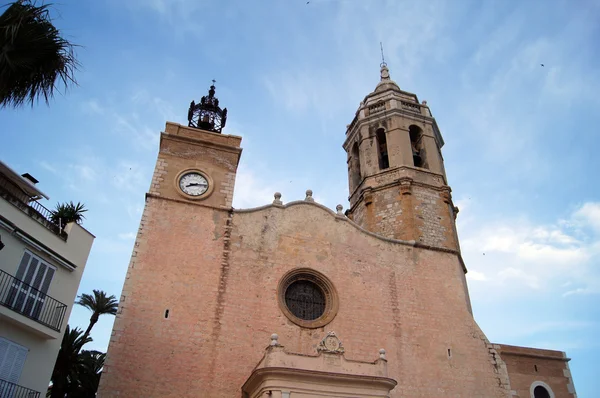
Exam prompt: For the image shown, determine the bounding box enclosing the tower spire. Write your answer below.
[379,42,390,81]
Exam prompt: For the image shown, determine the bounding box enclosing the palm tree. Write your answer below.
[0,0,79,108]
[69,350,106,397]
[48,327,106,398]
[50,201,87,226]
[76,289,119,348]
[49,325,92,398]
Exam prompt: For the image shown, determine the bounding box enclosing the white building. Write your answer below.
[0,160,94,397]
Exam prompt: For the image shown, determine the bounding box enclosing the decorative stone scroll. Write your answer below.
[317,331,345,354]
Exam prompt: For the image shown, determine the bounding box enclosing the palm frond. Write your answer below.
[50,201,87,225]
[0,0,79,108]
[76,289,119,315]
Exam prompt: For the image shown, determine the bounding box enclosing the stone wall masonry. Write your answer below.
[349,181,457,251]
[413,186,451,248]
[148,156,168,196]
[98,197,230,397]
[99,200,509,397]
[221,172,236,208]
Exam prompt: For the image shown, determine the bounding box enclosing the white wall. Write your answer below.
[0,197,94,394]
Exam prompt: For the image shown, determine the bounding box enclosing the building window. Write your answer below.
[0,337,28,387]
[376,129,389,170]
[409,125,428,169]
[350,142,362,190]
[533,386,550,398]
[6,251,55,320]
[285,280,326,320]
[277,268,339,329]
[530,381,555,398]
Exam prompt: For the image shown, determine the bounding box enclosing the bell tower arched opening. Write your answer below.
[409,125,428,169]
[376,128,389,170]
[350,142,362,190]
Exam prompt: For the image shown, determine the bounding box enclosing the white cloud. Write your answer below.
[81,99,105,115]
[497,267,540,289]
[461,201,600,296]
[232,168,279,209]
[118,232,137,240]
[122,0,207,37]
[39,161,58,174]
[112,161,147,194]
[466,270,487,281]
[573,202,600,232]
[562,287,593,298]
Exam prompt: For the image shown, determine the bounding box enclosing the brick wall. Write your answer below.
[99,199,509,397]
[496,344,576,398]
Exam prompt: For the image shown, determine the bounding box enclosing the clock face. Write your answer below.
[179,172,209,196]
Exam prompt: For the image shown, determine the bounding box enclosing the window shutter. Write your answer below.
[22,258,38,285]
[7,346,27,384]
[40,268,55,295]
[14,252,31,280]
[31,263,47,291]
[0,338,9,377]
[0,338,28,384]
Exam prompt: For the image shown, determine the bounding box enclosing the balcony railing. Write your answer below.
[0,379,40,398]
[0,176,67,240]
[0,269,67,332]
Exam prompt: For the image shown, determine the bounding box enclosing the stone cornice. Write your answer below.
[348,165,448,201]
[243,367,398,390]
[145,192,232,212]
[160,132,243,156]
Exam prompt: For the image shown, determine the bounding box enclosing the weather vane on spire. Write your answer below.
[379,42,390,80]
[380,42,387,67]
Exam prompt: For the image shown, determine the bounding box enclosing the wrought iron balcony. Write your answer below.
[0,175,67,240]
[0,269,67,332]
[0,379,40,398]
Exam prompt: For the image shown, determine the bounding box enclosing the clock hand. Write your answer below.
[186,182,207,187]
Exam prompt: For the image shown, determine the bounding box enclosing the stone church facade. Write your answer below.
[98,66,577,397]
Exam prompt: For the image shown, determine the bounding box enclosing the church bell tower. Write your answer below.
[343,63,459,251]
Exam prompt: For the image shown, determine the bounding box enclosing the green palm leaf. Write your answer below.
[0,0,79,107]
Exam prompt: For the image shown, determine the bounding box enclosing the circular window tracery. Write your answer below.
[277,268,338,328]
[285,280,326,320]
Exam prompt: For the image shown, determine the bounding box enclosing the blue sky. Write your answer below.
[2,0,599,395]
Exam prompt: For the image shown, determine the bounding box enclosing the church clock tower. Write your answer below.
[344,63,459,251]
[149,83,242,209]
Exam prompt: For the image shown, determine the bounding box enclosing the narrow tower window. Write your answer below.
[351,142,362,189]
[409,125,427,169]
[376,129,389,170]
